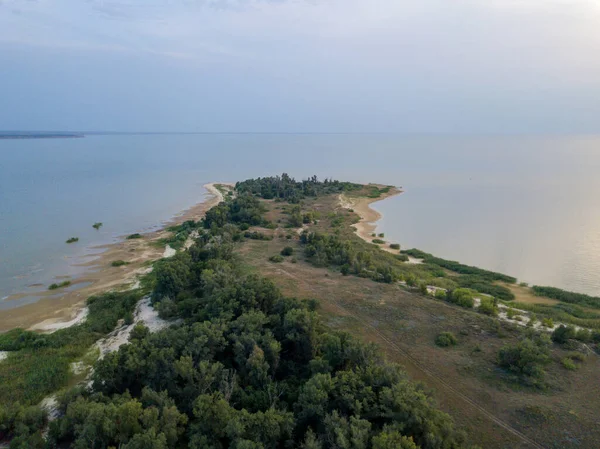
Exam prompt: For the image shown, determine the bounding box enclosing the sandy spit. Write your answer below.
[339,186,402,254]
[0,183,232,333]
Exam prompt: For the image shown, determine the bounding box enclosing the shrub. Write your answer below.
[48,281,71,290]
[239,223,250,231]
[418,283,428,295]
[92,222,103,230]
[396,254,409,262]
[478,298,498,316]
[65,237,79,244]
[575,329,591,342]
[110,260,129,267]
[378,233,384,238]
[569,352,586,362]
[551,325,576,344]
[126,233,142,240]
[434,289,447,300]
[280,246,294,256]
[371,233,376,237]
[291,257,298,264]
[244,231,271,241]
[372,239,385,244]
[527,313,537,327]
[561,358,577,370]
[435,332,457,347]
[497,337,550,382]
[269,254,284,263]
[449,288,474,308]
[541,318,554,328]
[389,243,400,250]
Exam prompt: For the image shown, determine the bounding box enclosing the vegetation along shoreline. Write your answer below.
[1,174,599,449]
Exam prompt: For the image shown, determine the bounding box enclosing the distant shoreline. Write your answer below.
[0,133,84,139]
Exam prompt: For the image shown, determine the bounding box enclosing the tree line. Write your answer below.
[235,174,361,203]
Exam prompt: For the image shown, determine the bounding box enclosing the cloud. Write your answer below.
[1,0,599,132]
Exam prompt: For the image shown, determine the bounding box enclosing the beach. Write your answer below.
[339,185,403,253]
[0,183,230,333]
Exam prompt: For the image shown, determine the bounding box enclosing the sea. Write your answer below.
[1,133,600,307]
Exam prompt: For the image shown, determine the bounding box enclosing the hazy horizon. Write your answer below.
[2,0,600,134]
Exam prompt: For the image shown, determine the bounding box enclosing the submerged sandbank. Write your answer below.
[0,183,230,333]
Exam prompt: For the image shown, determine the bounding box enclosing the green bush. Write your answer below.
[478,298,498,316]
[92,222,103,230]
[435,332,457,347]
[244,231,271,241]
[269,254,284,263]
[541,318,554,328]
[434,289,447,300]
[65,237,79,244]
[389,243,400,250]
[396,254,409,262]
[280,246,294,256]
[551,325,576,344]
[497,336,550,384]
[126,233,142,239]
[561,357,577,370]
[378,233,385,238]
[449,288,474,308]
[110,260,129,267]
[48,281,71,290]
[372,239,385,244]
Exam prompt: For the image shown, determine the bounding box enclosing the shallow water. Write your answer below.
[1,133,599,301]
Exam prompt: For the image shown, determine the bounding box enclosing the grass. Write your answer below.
[0,290,142,407]
[234,191,600,449]
[65,237,79,244]
[48,280,71,290]
[510,301,600,329]
[0,292,141,406]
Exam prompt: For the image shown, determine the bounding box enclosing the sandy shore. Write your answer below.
[339,186,402,254]
[0,183,231,333]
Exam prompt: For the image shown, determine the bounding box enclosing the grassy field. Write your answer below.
[235,191,600,449]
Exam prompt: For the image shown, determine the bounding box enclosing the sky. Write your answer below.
[1,0,599,133]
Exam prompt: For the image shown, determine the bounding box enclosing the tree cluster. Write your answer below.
[300,231,398,283]
[41,201,471,449]
[235,174,361,203]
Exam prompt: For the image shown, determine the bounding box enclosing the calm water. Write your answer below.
[1,134,600,305]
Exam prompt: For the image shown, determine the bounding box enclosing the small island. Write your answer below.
[65,237,79,244]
